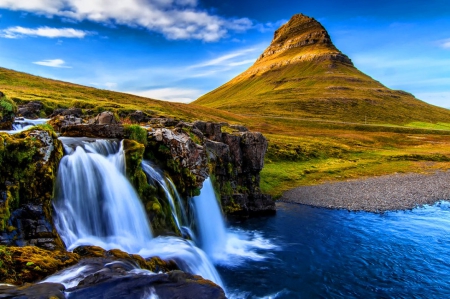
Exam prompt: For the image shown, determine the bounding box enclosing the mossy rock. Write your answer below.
[0,127,63,235]
[72,245,178,273]
[0,246,80,285]
[123,139,179,234]
[0,96,18,130]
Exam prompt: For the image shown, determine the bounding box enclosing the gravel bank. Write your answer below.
[280,171,450,212]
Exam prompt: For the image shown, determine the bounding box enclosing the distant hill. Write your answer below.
[0,67,244,123]
[194,14,450,125]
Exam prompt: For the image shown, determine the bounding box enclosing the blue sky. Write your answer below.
[0,0,449,108]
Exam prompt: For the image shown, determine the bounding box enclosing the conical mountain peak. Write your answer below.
[194,14,450,125]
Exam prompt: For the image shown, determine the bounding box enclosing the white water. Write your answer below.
[53,138,224,289]
[192,178,278,266]
[141,160,184,232]
[53,140,153,253]
[1,118,49,134]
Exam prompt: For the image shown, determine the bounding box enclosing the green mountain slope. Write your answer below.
[0,66,245,123]
[195,14,450,125]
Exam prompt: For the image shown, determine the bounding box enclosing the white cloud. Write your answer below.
[189,48,258,69]
[1,26,91,38]
[130,87,203,103]
[33,59,71,68]
[438,39,450,49]
[0,0,253,41]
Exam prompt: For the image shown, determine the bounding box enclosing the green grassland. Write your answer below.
[3,66,450,199]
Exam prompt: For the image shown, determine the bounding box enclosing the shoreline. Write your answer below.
[279,171,450,212]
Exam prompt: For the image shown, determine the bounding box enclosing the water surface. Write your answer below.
[221,202,450,298]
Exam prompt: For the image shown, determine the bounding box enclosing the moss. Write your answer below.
[124,124,148,145]
[123,139,179,234]
[0,127,63,233]
[0,246,79,285]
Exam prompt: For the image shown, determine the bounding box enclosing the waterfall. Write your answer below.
[0,118,49,134]
[52,138,225,289]
[53,139,153,253]
[192,178,227,259]
[141,160,186,233]
[192,178,278,266]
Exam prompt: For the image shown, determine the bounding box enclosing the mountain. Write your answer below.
[194,14,450,125]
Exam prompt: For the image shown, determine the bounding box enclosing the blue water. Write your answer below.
[220,202,450,298]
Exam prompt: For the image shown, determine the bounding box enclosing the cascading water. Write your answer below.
[53,139,153,253]
[192,178,227,258]
[52,138,225,289]
[192,178,278,265]
[0,118,50,134]
[141,160,185,233]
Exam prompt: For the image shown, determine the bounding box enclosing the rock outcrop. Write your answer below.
[0,128,64,250]
[194,121,275,216]
[17,101,44,119]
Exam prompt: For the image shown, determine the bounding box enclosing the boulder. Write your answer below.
[18,101,44,119]
[193,121,223,142]
[129,110,150,124]
[61,124,124,138]
[94,111,117,125]
[50,107,83,118]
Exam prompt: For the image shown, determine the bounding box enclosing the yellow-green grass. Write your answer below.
[0,67,247,124]
[259,127,450,198]
[3,66,450,199]
[406,122,450,130]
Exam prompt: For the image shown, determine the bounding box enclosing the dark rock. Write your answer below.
[0,282,66,299]
[129,110,150,124]
[240,132,268,172]
[50,107,83,118]
[0,204,57,250]
[69,266,226,299]
[17,101,44,119]
[203,128,274,216]
[193,121,223,142]
[61,124,124,138]
[148,128,208,195]
[94,111,117,125]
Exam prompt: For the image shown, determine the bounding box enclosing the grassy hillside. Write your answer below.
[2,65,450,200]
[0,67,245,124]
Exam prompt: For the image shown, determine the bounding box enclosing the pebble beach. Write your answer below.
[280,171,450,212]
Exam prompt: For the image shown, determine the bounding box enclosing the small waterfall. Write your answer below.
[0,118,49,134]
[192,178,278,266]
[192,178,227,259]
[52,138,225,289]
[141,160,186,233]
[53,139,153,253]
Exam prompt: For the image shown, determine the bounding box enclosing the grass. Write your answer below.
[3,65,450,200]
